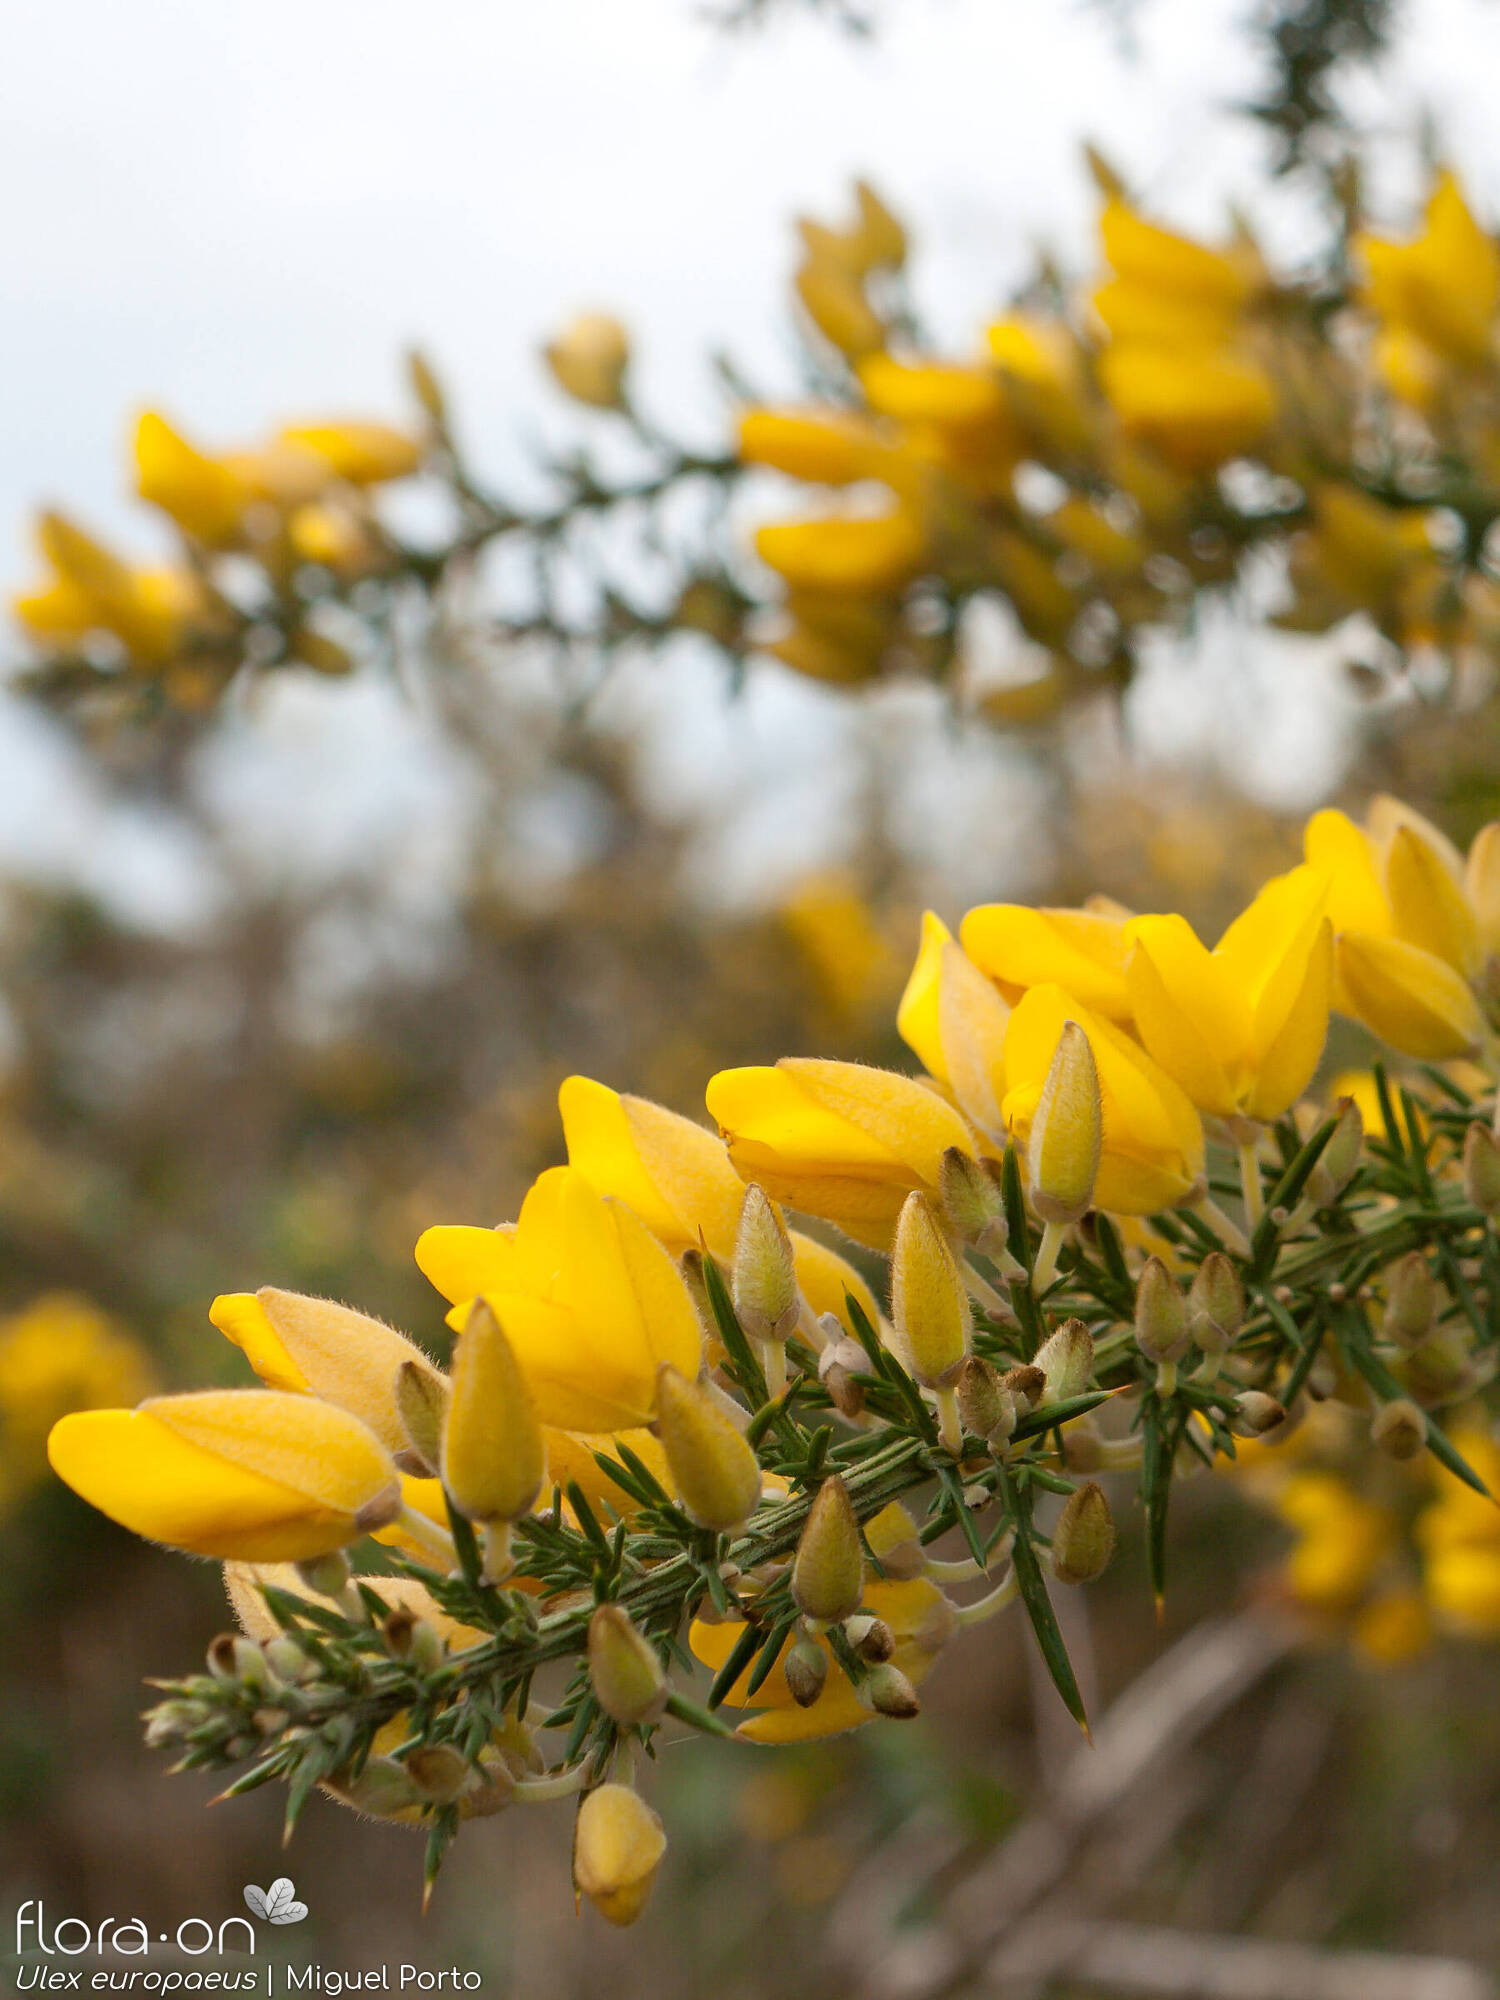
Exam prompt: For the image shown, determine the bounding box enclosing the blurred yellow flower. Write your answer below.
[134,412,250,546]
[0,1295,152,1517]
[276,421,423,485]
[1357,171,1499,379]
[754,511,927,595]
[13,511,211,666]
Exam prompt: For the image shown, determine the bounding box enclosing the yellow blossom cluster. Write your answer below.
[742,168,1500,707]
[40,789,1500,1923]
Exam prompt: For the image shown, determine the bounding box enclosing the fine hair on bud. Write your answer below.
[1188,1253,1244,1354]
[862,1662,921,1719]
[1463,1120,1500,1217]
[783,1636,829,1708]
[587,1604,668,1726]
[395,1360,449,1477]
[890,1191,972,1389]
[1381,1252,1438,1350]
[732,1184,800,1345]
[846,1614,895,1663]
[1134,1256,1188,1364]
[1002,1363,1046,1411]
[573,1784,667,1928]
[441,1299,546,1527]
[654,1363,763,1532]
[1051,1481,1115,1584]
[1307,1096,1363,1207]
[938,1147,1009,1257]
[955,1355,1013,1445]
[1027,1020,1102,1225]
[1034,1318,1094,1403]
[791,1474,865,1624]
[1231,1391,1287,1437]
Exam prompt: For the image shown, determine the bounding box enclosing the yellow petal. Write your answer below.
[1244,918,1333,1121]
[1125,916,1241,1118]
[134,411,247,546]
[959,904,1132,1018]
[787,1230,880,1337]
[276,422,422,485]
[895,911,955,1085]
[736,409,888,486]
[48,1403,372,1561]
[1335,933,1484,1058]
[143,1390,397,1518]
[210,1293,308,1392]
[754,512,926,594]
[1303,808,1393,939]
[1384,824,1478,974]
[560,1075,745,1259]
[414,1224,519,1306]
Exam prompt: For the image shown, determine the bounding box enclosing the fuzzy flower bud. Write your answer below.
[860,1662,922,1719]
[1034,1318,1094,1404]
[1134,1257,1188,1364]
[783,1636,829,1708]
[817,1331,868,1420]
[1003,1363,1046,1412]
[731,1185,799,1345]
[329,1756,422,1821]
[1372,1397,1428,1461]
[441,1300,546,1530]
[954,1355,1015,1446]
[543,314,630,411]
[1462,1120,1500,1218]
[1188,1253,1244,1355]
[394,1359,449,1477]
[791,1475,865,1625]
[588,1604,668,1726]
[1381,1252,1437,1350]
[654,1364,762,1533]
[1027,1021,1102,1225]
[890,1192,972,1389]
[1050,1482,1116,1584]
[1398,1327,1477,1406]
[1305,1096,1364,1208]
[404,1745,472,1805]
[574,1784,667,1928]
[938,1147,1010,1259]
[1231,1391,1287,1437]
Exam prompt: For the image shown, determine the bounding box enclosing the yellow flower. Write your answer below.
[958,902,1133,1019]
[1001,985,1204,1216]
[0,1295,153,1515]
[134,412,251,546]
[1304,799,1489,1057]
[690,1577,951,1743]
[1124,864,1334,1122]
[542,314,631,411]
[794,257,885,359]
[754,511,927,595]
[779,872,897,1024]
[1275,1471,1394,1613]
[275,422,423,486]
[1357,171,1499,375]
[573,1784,666,1926]
[897,912,1012,1141]
[1096,344,1276,471]
[856,354,1007,431]
[737,409,890,486]
[704,1057,979,1251]
[558,1074,748,1259]
[13,511,208,666]
[414,1166,701,1431]
[1094,198,1263,343]
[48,1390,400,1562]
[1415,1428,1500,1633]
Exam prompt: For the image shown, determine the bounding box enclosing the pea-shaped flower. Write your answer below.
[415,1167,701,1433]
[48,1389,400,1562]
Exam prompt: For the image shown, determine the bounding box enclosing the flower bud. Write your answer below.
[1027,1021,1102,1226]
[543,313,630,411]
[938,1147,1010,1259]
[654,1364,762,1533]
[1050,1482,1115,1585]
[1381,1252,1437,1349]
[890,1192,972,1389]
[1134,1257,1188,1364]
[1188,1253,1244,1355]
[1305,1096,1364,1207]
[574,1784,667,1927]
[329,1755,423,1821]
[405,347,447,427]
[955,1355,1015,1446]
[587,1604,668,1726]
[404,1745,472,1805]
[1231,1391,1287,1437]
[731,1185,799,1345]
[265,1635,312,1683]
[395,1359,449,1477]
[144,1700,209,1749]
[791,1475,864,1625]
[844,1613,895,1663]
[296,1551,351,1599]
[1372,1397,1427,1461]
[1396,1328,1477,1406]
[783,1636,829,1708]
[207,1634,267,1688]
[817,1334,867,1420]
[1034,1318,1094,1404]
[1002,1363,1046,1411]
[1463,1121,1500,1218]
[441,1300,546,1530]
[860,1662,921,1719]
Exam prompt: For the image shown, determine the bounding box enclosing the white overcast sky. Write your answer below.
[3,0,1500,930]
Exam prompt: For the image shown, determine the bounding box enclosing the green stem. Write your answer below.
[1238,1139,1265,1229]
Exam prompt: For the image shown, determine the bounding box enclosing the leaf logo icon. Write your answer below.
[243,1879,309,1925]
